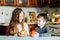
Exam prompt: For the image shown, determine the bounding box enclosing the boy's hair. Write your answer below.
[37,13,48,21]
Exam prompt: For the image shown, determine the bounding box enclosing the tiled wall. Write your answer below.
[0,6,60,24]
[0,6,40,24]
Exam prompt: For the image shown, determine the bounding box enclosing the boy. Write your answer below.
[35,13,51,37]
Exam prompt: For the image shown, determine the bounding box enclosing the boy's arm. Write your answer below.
[46,26,51,33]
[43,26,51,36]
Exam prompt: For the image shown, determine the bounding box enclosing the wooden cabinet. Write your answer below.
[0,0,38,6]
[0,0,60,7]
[37,0,50,6]
[28,0,37,6]
[0,0,1,4]
[0,0,51,6]
[17,0,38,6]
[37,0,60,7]
[0,26,6,35]
[50,0,60,7]
[3,0,15,5]
[0,0,4,5]
[2,0,17,6]
[17,0,28,6]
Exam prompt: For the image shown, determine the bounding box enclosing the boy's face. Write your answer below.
[36,17,46,27]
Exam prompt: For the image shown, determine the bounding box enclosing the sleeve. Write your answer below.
[42,26,51,37]
[46,26,51,33]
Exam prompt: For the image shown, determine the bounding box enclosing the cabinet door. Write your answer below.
[37,0,42,6]
[37,0,50,6]
[0,0,1,4]
[50,0,60,7]
[0,0,4,5]
[41,0,48,6]
[4,0,14,5]
[28,0,37,6]
[17,0,28,6]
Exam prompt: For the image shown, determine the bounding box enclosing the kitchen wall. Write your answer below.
[0,6,40,24]
[41,7,60,19]
[0,6,60,24]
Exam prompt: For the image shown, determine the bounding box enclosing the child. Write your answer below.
[7,8,29,37]
[31,13,51,37]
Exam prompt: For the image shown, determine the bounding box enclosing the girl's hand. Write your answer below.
[17,31,27,37]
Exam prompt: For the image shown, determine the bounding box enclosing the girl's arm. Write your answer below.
[9,27,17,35]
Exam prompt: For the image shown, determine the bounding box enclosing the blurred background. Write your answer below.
[0,0,60,36]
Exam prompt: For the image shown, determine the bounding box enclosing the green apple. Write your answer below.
[20,30,26,35]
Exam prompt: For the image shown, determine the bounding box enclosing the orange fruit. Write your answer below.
[31,30,37,35]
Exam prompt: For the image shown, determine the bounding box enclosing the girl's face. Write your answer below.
[19,11,24,22]
[36,17,46,27]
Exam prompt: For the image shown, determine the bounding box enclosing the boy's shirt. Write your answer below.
[35,26,51,37]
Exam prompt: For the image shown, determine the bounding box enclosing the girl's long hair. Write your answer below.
[7,8,25,35]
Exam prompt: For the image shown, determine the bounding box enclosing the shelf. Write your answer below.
[52,33,60,36]
[47,22,60,24]
[46,22,60,25]
[49,25,60,29]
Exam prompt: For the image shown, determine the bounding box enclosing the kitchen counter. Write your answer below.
[0,23,60,36]
[0,24,9,26]
[0,36,60,40]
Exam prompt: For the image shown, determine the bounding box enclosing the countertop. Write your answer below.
[0,36,59,40]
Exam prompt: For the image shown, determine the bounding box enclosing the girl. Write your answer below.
[7,8,29,37]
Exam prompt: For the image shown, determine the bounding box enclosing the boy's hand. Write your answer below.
[30,30,39,37]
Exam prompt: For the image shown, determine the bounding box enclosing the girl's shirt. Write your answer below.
[14,23,29,36]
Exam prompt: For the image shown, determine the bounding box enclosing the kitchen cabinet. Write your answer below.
[0,0,4,5]
[37,0,50,6]
[37,0,60,7]
[3,0,17,6]
[0,26,6,35]
[17,0,28,6]
[28,0,37,6]
[50,0,60,7]
[17,0,38,6]
[0,0,60,7]
[0,0,1,4]
[41,0,48,6]
[2,0,38,6]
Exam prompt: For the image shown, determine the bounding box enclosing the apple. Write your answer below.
[20,30,26,35]
[31,30,39,37]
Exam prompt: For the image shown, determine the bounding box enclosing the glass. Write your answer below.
[5,0,14,3]
[22,0,28,4]
[18,0,28,4]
